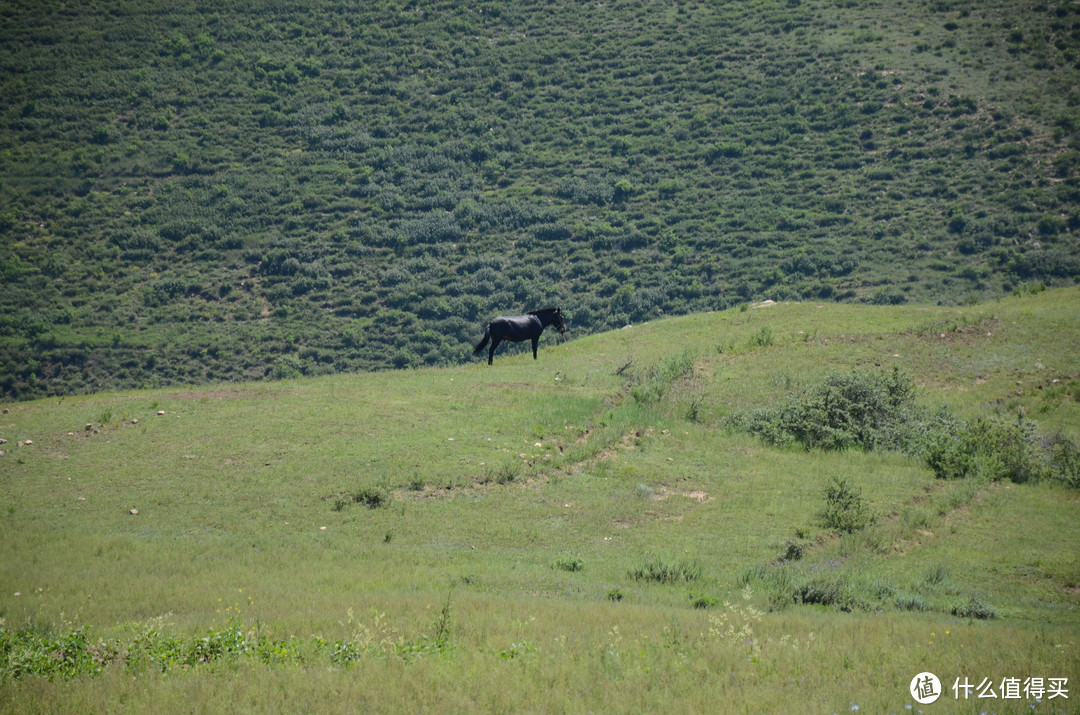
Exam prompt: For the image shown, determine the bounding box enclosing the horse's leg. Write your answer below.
[488,337,500,365]
[532,336,539,359]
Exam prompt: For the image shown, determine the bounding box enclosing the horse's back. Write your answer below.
[490,314,540,341]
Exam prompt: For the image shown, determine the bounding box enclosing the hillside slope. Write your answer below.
[1,289,1078,711]
[1,0,1079,400]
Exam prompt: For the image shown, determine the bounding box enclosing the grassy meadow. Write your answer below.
[1,288,1079,713]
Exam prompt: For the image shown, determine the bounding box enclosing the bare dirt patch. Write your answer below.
[654,486,713,503]
[165,389,251,401]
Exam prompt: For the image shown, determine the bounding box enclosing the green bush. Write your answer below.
[1045,431,1080,489]
[923,413,1052,484]
[821,476,874,533]
[736,368,917,452]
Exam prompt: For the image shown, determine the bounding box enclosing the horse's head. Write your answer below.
[554,308,567,334]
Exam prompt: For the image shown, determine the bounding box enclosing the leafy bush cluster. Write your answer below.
[735,368,1080,489]
[924,413,1080,487]
[736,367,918,452]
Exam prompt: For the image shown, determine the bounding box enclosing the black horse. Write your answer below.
[473,307,567,365]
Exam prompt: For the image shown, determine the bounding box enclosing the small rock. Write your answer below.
[157,411,165,416]
[23,440,32,446]
[85,424,94,431]
[129,509,139,515]
[131,419,138,424]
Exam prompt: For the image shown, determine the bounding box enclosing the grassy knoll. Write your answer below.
[1,288,1078,712]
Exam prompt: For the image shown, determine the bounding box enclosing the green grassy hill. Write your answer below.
[1,288,1077,712]
[2,0,1079,400]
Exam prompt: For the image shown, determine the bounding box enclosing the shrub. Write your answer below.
[352,487,387,509]
[821,476,874,533]
[736,368,918,452]
[779,539,804,562]
[923,413,1051,484]
[924,428,976,480]
[1045,432,1080,488]
[793,574,863,611]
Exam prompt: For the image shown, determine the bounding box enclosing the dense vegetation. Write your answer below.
[1,0,1078,400]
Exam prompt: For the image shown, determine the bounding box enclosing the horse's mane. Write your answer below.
[528,307,559,315]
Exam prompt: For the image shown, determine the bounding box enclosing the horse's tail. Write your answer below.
[473,324,491,355]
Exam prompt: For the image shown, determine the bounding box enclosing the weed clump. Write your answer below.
[626,350,696,404]
[689,592,719,609]
[552,554,584,572]
[332,487,387,511]
[952,593,996,620]
[628,557,701,584]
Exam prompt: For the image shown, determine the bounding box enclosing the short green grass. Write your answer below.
[1,288,1078,712]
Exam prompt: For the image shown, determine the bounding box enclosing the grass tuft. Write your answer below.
[628,557,702,584]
